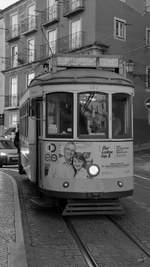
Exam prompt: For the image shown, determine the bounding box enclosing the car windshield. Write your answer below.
[0,140,15,149]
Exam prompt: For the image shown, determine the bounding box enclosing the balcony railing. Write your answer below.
[4,49,38,70]
[40,31,85,58]
[5,95,19,108]
[64,0,84,17]
[21,16,37,34]
[42,4,59,26]
[6,24,20,41]
[4,31,85,70]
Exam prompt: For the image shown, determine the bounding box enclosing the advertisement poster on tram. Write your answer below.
[43,141,133,187]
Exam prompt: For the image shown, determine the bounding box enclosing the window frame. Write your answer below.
[46,92,73,138]
[47,0,58,21]
[69,17,82,50]
[20,100,30,137]
[77,91,108,139]
[27,3,36,31]
[111,93,132,139]
[146,27,150,47]
[114,17,126,41]
[11,44,18,67]
[71,0,81,10]
[27,38,35,63]
[26,72,35,87]
[47,28,57,55]
[10,76,18,107]
[146,66,150,88]
[10,12,18,37]
[145,0,150,12]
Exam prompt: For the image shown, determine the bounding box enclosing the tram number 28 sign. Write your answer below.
[145,98,150,110]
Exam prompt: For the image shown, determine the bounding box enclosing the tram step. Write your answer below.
[62,199,124,216]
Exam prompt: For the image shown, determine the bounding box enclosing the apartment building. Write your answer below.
[1,0,150,130]
[0,15,5,135]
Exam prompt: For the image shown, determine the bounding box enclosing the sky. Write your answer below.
[0,0,19,10]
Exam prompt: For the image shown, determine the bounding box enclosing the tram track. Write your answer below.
[108,215,150,259]
[63,214,150,266]
[64,217,99,267]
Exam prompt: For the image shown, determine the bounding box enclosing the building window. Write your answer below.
[9,112,18,127]
[146,28,150,46]
[48,29,57,55]
[70,18,82,50]
[10,76,18,106]
[27,72,35,86]
[145,0,150,12]
[146,66,150,88]
[27,38,35,62]
[11,13,18,37]
[11,45,18,67]
[71,0,81,10]
[27,3,36,31]
[47,0,58,21]
[114,17,126,41]
[11,113,18,126]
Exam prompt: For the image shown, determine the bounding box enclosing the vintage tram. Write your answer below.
[19,57,134,215]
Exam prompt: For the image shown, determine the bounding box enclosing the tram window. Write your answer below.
[78,92,108,138]
[112,93,131,138]
[46,92,73,137]
[20,101,29,137]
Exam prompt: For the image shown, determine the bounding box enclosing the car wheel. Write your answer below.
[0,163,3,168]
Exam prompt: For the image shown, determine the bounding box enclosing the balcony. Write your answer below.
[4,50,38,71]
[21,16,37,35]
[64,0,84,17]
[39,41,57,60]
[5,95,19,109]
[42,4,59,26]
[6,25,20,42]
[39,31,85,59]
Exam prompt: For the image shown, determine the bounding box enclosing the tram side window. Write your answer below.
[46,92,73,137]
[20,101,29,137]
[112,93,132,138]
[78,92,108,138]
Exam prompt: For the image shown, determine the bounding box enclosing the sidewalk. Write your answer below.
[0,171,28,267]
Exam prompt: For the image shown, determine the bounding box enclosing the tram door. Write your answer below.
[36,99,43,186]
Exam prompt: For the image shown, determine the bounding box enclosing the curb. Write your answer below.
[4,172,28,267]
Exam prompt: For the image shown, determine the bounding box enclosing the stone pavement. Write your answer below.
[0,171,27,267]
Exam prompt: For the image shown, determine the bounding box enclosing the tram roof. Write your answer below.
[29,67,134,88]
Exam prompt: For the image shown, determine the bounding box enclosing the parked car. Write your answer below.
[2,127,16,140]
[0,138,18,167]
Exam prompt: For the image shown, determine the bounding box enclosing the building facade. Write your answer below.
[1,0,150,130]
[0,15,5,135]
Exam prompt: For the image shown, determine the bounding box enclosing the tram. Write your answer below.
[19,56,134,215]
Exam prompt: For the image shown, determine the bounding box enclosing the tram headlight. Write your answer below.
[88,164,100,177]
[63,181,70,188]
[117,181,124,188]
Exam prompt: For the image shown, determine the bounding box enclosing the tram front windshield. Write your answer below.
[46,92,132,139]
